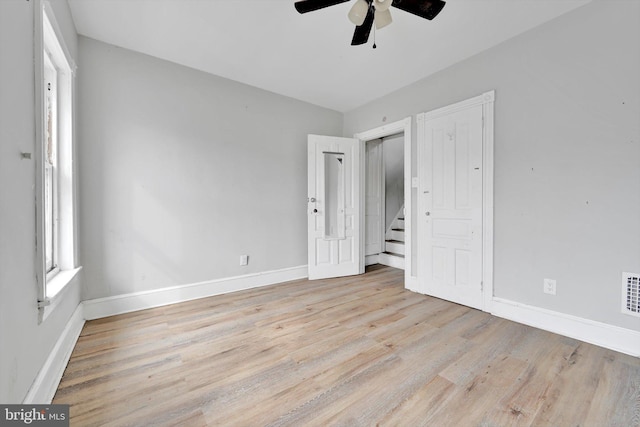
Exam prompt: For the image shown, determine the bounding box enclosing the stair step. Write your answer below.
[382,251,404,258]
[379,252,405,270]
[385,240,405,256]
[386,205,406,247]
[387,229,405,242]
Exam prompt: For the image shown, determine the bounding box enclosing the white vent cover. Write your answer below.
[622,272,640,317]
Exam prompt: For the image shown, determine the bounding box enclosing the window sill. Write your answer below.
[40,266,82,323]
[46,267,81,299]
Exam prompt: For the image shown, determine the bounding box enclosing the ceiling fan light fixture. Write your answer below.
[373,0,392,12]
[374,8,392,29]
[348,0,369,26]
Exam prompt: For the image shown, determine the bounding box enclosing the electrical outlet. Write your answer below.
[240,255,249,266]
[543,278,556,295]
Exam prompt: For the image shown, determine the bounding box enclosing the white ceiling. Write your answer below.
[67,0,591,112]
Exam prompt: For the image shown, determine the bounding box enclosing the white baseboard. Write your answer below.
[23,304,85,404]
[491,297,640,357]
[365,254,379,266]
[82,265,309,320]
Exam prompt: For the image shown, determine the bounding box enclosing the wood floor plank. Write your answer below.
[585,353,640,427]
[422,355,529,427]
[53,266,640,426]
[265,354,403,427]
[439,320,530,386]
[377,375,456,426]
[481,337,579,427]
[529,343,619,426]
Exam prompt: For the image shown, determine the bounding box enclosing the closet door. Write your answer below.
[418,105,484,309]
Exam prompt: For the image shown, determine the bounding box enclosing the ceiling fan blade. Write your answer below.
[351,4,375,45]
[391,0,446,20]
[294,0,351,14]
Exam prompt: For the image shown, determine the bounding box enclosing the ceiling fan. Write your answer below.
[294,0,446,46]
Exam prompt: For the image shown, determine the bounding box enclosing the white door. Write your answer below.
[418,105,484,309]
[308,135,362,280]
[365,140,383,259]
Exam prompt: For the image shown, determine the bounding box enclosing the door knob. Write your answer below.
[313,209,318,213]
[425,212,431,216]
[309,197,316,202]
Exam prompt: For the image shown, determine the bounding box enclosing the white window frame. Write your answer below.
[35,1,80,322]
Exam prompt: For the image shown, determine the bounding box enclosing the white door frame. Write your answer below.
[355,117,414,289]
[417,91,495,310]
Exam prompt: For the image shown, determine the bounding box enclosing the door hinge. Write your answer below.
[480,281,483,291]
[37,298,51,309]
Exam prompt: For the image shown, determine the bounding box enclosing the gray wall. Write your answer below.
[344,0,640,330]
[78,37,343,300]
[0,0,82,403]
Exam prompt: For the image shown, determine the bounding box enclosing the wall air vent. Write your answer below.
[622,272,640,317]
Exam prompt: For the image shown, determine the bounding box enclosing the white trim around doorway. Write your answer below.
[354,117,414,290]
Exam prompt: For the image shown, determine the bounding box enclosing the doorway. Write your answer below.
[364,134,405,270]
[355,117,415,289]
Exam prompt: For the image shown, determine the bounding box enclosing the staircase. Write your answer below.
[379,207,405,270]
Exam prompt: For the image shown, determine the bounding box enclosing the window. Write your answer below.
[36,5,80,321]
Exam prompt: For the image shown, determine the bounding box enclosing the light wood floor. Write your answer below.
[54,265,640,426]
